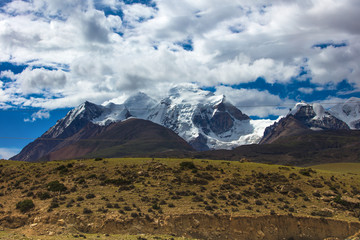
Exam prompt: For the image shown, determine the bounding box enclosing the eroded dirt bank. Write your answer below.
[2,213,359,240]
[90,214,360,240]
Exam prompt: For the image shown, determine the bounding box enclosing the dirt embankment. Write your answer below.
[2,213,360,240]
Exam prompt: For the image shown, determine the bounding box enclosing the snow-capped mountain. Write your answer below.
[329,97,360,129]
[146,85,274,150]
[32,85,275,152]
[260,102,350,144]
[288,102,349,130]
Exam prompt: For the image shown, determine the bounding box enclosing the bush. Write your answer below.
[77,196,84,201]
[131,212,138,218]
[83,208,93,214]
[16,199,35,213]
[85,193,95,199]
[299,168,316,177]
[37,191,51,200]
[47,181,67,193]
[180,161,197,170]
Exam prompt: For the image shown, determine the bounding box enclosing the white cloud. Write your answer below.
[215,86,295,117]
[15,67,67,94]
[0,148,20,159]
[0,0,359,112]
[298,87,314,94]
[24,110,50,122]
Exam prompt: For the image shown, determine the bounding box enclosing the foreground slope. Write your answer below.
[0,158,360,239]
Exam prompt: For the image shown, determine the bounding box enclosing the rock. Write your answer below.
[321,197,333,202]
[278,185,292,194]
[341,196,360,206]
[33,217,42,223]
[287,191,296,198]
[257,230,265,238]
[48,231,55,236]
[30,223,38,228]
[57,219,66,226]
[311,208,334,217]
[313,190,322,197]
[323,190,337,197]
[308,179,324,188]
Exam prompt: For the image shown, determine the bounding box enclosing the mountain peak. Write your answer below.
[329,97,360,129]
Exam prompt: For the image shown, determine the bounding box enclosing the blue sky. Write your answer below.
[1,0,360,158]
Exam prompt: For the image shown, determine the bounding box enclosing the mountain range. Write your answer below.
[10,85,360,163]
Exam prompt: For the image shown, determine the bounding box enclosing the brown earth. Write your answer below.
[1,213,360,240]
[1,158,360,239]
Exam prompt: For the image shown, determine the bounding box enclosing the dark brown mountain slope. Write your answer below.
[154,129,360,166]
[40,118,194,161]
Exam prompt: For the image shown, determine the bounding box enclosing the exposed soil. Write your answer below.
[1,213,360,240]
[1,158,360,239]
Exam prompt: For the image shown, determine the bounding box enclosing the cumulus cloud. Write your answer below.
[24,109,50,122]
[0,147,20,159]
[215,86,295,117]
[0,0,359,114]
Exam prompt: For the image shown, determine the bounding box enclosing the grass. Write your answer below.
[312,163,360,174]
[0,158,360,239]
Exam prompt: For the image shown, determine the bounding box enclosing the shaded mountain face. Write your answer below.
[42,118,194,161]
[183,129,360,166]
[260,103,350,144]
[13,119,194,162]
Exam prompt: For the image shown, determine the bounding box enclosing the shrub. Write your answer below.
[299,168,316,177]
[16,199,35,213]
[204,205,213,211]
[124,206,132,211]
[152,204,160,210]
[77,196,84,201]
[37,191,51,200]
[104,178,132,186]
[85,193,95,199]
[47,181,67,193]
[83,208,93,214]
[49,201,59,209]
[179,161,197,170]
[94,158,103,161]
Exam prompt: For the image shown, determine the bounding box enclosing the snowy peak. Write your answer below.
[124,92,157,116]
[329,97,360,129]
[260,101,350,144]
[44,101,104,138]
[147,86,267,150]
[287,102,348,130]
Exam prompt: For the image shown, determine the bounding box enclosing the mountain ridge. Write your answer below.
[10,88,360,162]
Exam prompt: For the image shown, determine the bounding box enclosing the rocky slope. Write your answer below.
[12,118,194,162]
[41,118,194,161]
[260,102,350,144]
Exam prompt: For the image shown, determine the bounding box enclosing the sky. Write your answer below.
[0,0,360,158]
